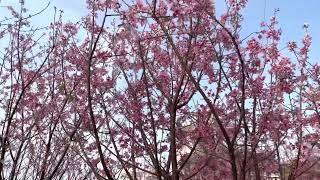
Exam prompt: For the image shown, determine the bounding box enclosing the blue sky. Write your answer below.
[1,0,319,62]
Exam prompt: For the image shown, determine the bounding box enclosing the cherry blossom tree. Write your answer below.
[0,0,319,180]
